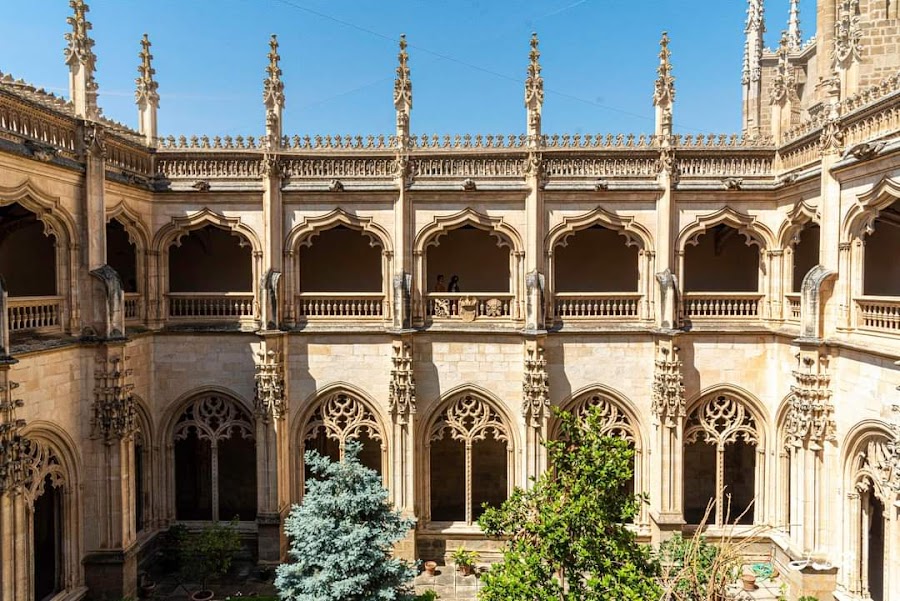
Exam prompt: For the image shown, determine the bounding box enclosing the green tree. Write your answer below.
[478,406,660,601]
[275,441,416,601]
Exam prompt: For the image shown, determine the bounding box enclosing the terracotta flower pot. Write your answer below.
[741,573,757,592]
[459,564,474,577]
[190,590,215,601]
[424,560,437,576]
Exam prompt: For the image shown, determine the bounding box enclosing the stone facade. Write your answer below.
[1,1,900,601]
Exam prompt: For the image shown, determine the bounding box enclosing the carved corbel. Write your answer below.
[89,264,126,340]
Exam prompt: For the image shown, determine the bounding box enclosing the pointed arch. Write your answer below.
[546,206,654,253]
[551,384,645,449]
[844,175,900,240]
[414,208,523,254]
[106,200,150,250]
[842,420,899,506]
[286,208,393,254]
[677,206,775,251]
[0,179,77,245]
[151,207,261,254]
[778,198,820,249]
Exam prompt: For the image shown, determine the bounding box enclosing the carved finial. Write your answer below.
[771,31,796,105]
[263,34,284,149]
[745,0,765,83]
[263,34,284,110]
[654,32,675,107]
[135,34,159,144]
[64,0,99,119]
[394,34,412,143]
[525,32,543,142]
[787,0,802,49]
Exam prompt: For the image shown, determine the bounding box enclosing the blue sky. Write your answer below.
[0,1,815,137]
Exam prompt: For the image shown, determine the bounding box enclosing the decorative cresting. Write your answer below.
[770,32,797,106]
[303,392,383,460]
[0,378,29,495]
[651,345,685,427]
[833,0,862,70]
[254,350,285,421]
[135,34,158,109]
[684,393,760,524]
[566,391,636,444]
[393,34,412,144]
[64,0,99,119]
[388,342,416,424]
[524,32,543,143]
[91,354,137,443]
[173,393,254,445]
[522,344,549,427]
[784,353,835,450]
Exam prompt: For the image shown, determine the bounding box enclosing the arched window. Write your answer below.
[428,392,512,525]
[169,224,252,293]
[555,226,639,293]
[0,202,57,296]
[560,391,640,500]
[107,219,138,293]
[791,223,820,293]
[863,199,900,297]
[301,392,385,478]
[684,393,761,526]
[173,393,256,522]
[684,224,759,293]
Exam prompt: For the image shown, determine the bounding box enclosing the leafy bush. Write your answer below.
[179,519,242,591]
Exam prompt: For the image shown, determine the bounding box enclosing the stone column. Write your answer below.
[393,36,414,330]
[0,359,29,601]
[524,34,546,332]
[388,336,416,560]
[253,333,289,563]
[522,338,549,484]
[649,336,685,542]
[83,340,140,600]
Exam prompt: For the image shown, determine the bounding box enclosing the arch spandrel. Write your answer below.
[151,207,261,255]
[677,206,775,251]
[843,175,900,240]
[286,208,393,254]
[414,208,523,256]
[545,206,654,254]
[0,179,77,246]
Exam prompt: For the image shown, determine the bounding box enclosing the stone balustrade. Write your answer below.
[166,292,256,320]
[785,293,801,322]
[553,292,641,320]
[124,293,140,322]
[856,296,900,333]
[681,292,763,320]
[8,296,63,332]
[295,293,386,319]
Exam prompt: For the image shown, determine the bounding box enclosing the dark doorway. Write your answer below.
[33,474,62,601]
[867,494,885,601]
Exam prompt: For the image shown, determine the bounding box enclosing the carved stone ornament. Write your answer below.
[770,32,798,105]
[262,34,284,110]
[328,179,344,192]
[135,34,159,107]
[25,140,58,163]
[431,393,509,445]
[484,298,504,317]
[522,345,549,427]
[462,178,476,191]
[388,342,416,423]
[568,392,636,444]
[594,179,609,191]
[524,32,543,132]
[651,345,685,426]
[254,350,286,421]
[723,177,744,190]
[685,394,759,448]
[833,0,862,70]
[393,34,412,122]
[261,154,282,178]
[173,393,254,444]
[64,0,99,115]
[784,354,835,450]
[653,32,675,108]
[91,354,137,443]
[819,116,845,155]
[658,147,677,180]
[845,141,886,161]
[458,296,478,322]
[304,393,383,458]
[192,179,210,192]
[0,379,30,495]
[82,121,106,158]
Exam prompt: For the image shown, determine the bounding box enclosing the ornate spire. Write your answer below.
[654,32,675,107]
[771,31,797,105]
[64,0,99,119]
[744,0,765,83]
[833,0,862,70]
[263,34,284,149]
[394,34,412,143]
[787,0,802,50]
[263,34,284,110]
[135,34,159,144]
[524,32,543,142]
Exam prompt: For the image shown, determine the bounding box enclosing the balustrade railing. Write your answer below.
[681,293,763,320]
[426,293,514,321]
[856,296,900,333]
[295,293,386,319]
[785,293,801,322]
[554,293,641,320]
[166,292,256,320]
[8,296,63,332]
[124,293,141,322]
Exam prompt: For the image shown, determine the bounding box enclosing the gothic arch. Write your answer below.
[286,208,393,254]
[843,175,900,240]
[677,206,775,251]
[292,383,388,499]
[842,421,899,506]
[106,200,150,250]
[414,208,523,255]
[0,179,77,246]
[551,384,645,449]
[777,199,820,249]
[152,207,261,255]
[422,385,517,525]
[545,206,654,253]
[683,386,768,526]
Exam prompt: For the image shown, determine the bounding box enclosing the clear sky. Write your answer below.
[0,1,816,138]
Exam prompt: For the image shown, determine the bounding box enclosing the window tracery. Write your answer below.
[302,392,383,461]
[566,391,636,444]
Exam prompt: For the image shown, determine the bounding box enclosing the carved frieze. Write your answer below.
[388,340,415,423]
[651,344,684,427]
[785,353,835,450]
[0,378,29,495]
[523,343,549,427]
[254,349,286,421]
[92,354,137,443]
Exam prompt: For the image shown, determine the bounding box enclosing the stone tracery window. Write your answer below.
[301,392,385,475]
[428,392,511,525]
[684,393,761,526]
[173,393,256,521]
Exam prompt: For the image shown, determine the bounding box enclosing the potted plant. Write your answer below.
[179,519,242,600]
[423,560,438,576]
[450,547,479,576]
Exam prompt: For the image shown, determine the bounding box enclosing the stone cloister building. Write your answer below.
[1,1,899,600]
